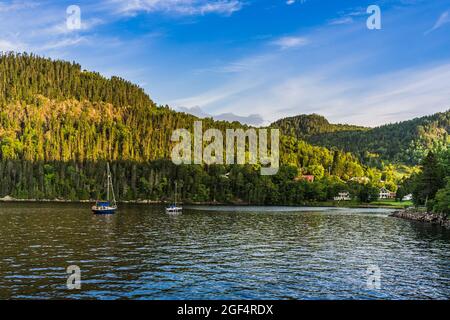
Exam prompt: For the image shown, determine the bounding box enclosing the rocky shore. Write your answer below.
[390,208,450,229]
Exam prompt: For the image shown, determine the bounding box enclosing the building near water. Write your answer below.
[379,187,396,199]
[402,194,413,201]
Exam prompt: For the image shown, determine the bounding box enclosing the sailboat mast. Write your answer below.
[110,174,116,207]
[108,163,117,206]
[107,163,110,202]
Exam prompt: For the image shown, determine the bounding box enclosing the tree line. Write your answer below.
[0,160,405,205]
[397,149,450,215]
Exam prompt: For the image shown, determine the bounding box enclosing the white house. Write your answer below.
[334,192,351,201]
[379,187,395,199]
[402,194,413,201]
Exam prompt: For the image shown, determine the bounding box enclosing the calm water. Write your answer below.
[0,203,449,300]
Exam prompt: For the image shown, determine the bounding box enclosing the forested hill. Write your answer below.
[0,52,153,109]
[0,52,363,171]
[273,111,450,166]
[0,52,241,162]
[271,114,367,138]
[0,53,375,202]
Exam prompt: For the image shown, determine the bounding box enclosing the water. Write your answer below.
[0,203,449,299]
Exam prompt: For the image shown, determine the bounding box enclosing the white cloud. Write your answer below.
[0,0,38,12]
[169,75,264,109]
[328,17,353,25]
[0,39,26,51]
[112,0,243,16]
[271,36,309,49]
[167,4,450,127]
[0,2,113,56]
[235,62,450,127]
[195,53,273,74]
[425,10,450,34]
[170,29,450,127]
[39,37,88,51]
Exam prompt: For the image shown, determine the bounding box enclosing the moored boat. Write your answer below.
[165,205,182,214]
[92,163,117,214]
[166,181,182,214]
[92,201,117,214]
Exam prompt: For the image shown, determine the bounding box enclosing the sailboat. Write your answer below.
[166,181,182,214]
[92,163,117,214]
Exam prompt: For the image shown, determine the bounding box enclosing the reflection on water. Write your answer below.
[0,203,449,299]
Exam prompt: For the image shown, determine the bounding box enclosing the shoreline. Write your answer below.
[390,209,450,229]
[0,196,405,209]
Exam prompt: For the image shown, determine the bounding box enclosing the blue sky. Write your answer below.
[0,0,449,126]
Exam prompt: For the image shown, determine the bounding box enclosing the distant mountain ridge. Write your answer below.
[272,111,450,165]
[271,114,368,138]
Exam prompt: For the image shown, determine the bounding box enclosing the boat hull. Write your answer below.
[166,207,182,214]
[92,206,117,215]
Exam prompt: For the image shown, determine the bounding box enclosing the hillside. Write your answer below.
[273,111,450,166]
[0,53,374,203]
[271,114,368,138]
[0,52,153,109]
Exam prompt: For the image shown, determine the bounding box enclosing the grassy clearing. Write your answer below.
[307,199,412,209]
[370,199,413,208]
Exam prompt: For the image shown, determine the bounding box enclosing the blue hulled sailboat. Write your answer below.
[92,163,117,214]
[166,181,182,214]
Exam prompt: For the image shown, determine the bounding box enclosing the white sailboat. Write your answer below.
[166,181,182,214]
[92,163,117,214]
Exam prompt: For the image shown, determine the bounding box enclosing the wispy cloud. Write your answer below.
[425,10,450,34]
[39,36,88,51]
[271,36,309,49]
[0,0,38,12]
[195,54,273,74]
[327,6,367,26]
[169,74,265,109]
[266,63,450,126]
[167,3,450,127]
[110,0,243,16]
[328,17,353,25]
[0,39,26,51]
[188,61,450,127]
[0,1,114,55]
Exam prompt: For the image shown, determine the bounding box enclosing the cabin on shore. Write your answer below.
[379,187,396,199]
[402,193,413,201]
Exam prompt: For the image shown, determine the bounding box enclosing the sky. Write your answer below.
[0,0,449,127]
